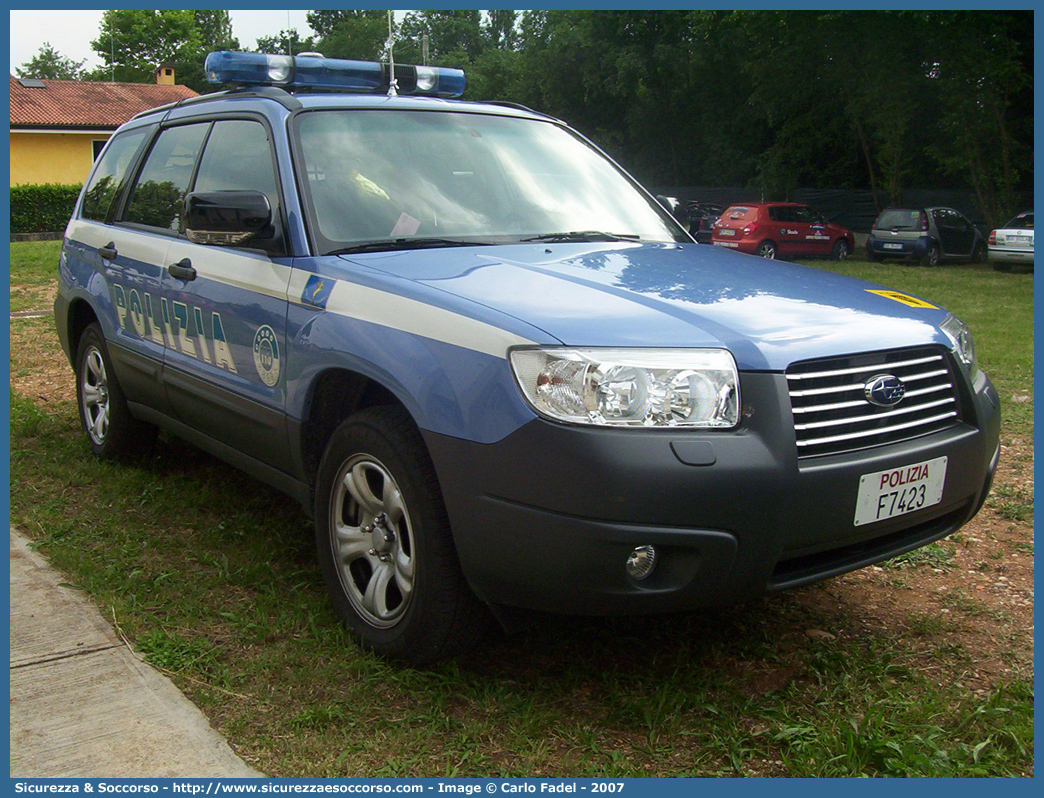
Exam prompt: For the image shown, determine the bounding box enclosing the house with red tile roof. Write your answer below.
[9,66,197,186]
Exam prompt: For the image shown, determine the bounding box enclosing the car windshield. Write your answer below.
[1004,213,1034,230]
[294,109,686,255]
[876,209,922,230]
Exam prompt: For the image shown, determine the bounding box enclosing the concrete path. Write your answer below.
[9,527,264,778]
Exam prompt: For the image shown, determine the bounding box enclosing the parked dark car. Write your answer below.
[711,202,855,260]
[684,201,724,244]
[867,207,987,266]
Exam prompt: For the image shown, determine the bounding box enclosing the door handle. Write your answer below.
[168,258,197,281]
[98,242,118,260]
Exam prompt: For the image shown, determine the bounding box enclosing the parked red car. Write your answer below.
[711,202,855,260]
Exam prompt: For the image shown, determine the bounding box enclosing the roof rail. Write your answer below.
[131,85,303,122]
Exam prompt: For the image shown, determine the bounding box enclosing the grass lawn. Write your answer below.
[8,241,1034,777]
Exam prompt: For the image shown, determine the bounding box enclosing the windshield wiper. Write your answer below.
[327,238,495,255]
[520,231,641,243]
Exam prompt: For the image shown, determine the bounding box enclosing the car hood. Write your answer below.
[342,242,954,371]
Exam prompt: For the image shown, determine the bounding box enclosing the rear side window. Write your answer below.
[1006,213,1033,230]
[123,123,209,231]
[80,128,150,222]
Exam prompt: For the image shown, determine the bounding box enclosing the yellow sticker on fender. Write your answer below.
[865,289,938,309]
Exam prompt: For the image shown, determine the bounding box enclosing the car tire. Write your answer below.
[75,322,156,459]
[757,240,777,259]
[971,242,987,264]
[992,261,1012,272]
[314,405,491,665]
[922,244,941,267]
[866,246,879,263]
[831,239,850,261]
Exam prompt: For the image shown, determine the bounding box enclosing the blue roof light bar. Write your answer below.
[204,51,465,98]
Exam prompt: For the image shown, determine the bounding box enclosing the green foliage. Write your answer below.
[307,11,387,62]
[9,183,81,233]
[16,42,85,80]
[254,29,317,58]
[87,9,238,93]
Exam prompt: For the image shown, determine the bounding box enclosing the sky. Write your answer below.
[8,10,319,76]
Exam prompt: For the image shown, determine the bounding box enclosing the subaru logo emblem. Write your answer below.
[864,374,906,407]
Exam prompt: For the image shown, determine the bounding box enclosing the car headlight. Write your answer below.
[940,314,977,373]
[509,348,740,428]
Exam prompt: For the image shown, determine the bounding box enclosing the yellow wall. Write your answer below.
[10,131,111,187]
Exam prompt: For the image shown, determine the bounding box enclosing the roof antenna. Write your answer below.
[386,10,398,97]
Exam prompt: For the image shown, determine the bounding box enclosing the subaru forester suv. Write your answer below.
[55,52,1000,664]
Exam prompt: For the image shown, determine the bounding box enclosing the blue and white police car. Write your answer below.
[55,52,1001,664]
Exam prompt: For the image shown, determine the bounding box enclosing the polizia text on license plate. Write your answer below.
[853,457,947,526]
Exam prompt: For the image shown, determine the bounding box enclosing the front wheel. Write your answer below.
[831,239,850,261]
[75,323,155,458]
[757,240,777,259]
[314,406,490,665]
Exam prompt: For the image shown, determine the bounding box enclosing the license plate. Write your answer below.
[853,456,947,526]
[1011,235,1032,245]
[719,228,736,236]
[883,242,903,250]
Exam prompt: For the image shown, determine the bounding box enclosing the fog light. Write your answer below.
[626,545,657,580]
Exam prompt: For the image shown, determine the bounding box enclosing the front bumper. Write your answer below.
[425,370,1000,615]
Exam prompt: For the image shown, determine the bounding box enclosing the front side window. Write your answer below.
[123,123,209,231]
[295,109,685,254]
[80,128,150,222]
[193,120,280,208]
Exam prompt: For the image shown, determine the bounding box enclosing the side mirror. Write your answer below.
[184,190,273,247]
[656,195,690,228]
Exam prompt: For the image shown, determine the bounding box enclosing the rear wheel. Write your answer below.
[757,240,777,259]
[314,406,491,665]
[992,261,1012,272]
[922,243,941,267]
[831,239,850,261]
[75,323,155,459]
[971,242,987,264]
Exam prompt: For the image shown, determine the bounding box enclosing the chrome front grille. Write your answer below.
[786,346,962,458]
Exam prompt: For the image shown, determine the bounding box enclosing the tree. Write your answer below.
[254,29,317,57]
[86,10,239,92]
[307,11,389,62]
[89,10,200,85]
[925,11,1032,227]
[16,42,86,80]
[396,10,485,64]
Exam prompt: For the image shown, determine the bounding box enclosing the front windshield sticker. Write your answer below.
[866,289,938,309]
[389,212,422,237]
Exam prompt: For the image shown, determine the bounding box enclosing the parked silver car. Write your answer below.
[866,207,987,266]
[988,211,1033,271]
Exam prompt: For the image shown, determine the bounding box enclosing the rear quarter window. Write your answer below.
[80,127,150,222]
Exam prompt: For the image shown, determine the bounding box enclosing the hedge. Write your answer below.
[10,183,82,234]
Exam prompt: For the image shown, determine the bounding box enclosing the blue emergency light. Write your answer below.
[204,51,465,98]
